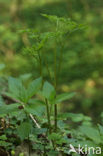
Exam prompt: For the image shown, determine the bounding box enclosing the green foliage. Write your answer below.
[0,2,103,154]
[42,81,56,100]
[0,96,5,106]
[27,77,42,100]
[0,134,12,149]
[55,92,76,104]
[1,75,103,155]
[17,122,31,140]
[7,77,42,103]
[8,77,25,99]
[0,0,103,120]
[79,125,101,144]
[0,103,20,117]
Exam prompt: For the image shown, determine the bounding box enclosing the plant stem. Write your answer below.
[54,104,57,132]
[37,50,44,86]
[44,59,52,82]
[45,98,51,133]
[54,42,64,132]
[58,43,64,79]
[54,49,57,89]
[28,134,31,156]
[54,48,57,132]
[37,51,42,77]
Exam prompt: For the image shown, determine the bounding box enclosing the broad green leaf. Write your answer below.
[48,150,59,156]
[8,77,28,103]
[48,133,65,145]
[55,92,76,103]
[19,73,32,81]
[28,99,45,105]
[2,92,17,101]
[8,77,22,95]
[0,96,5,106]
[25,102,45,117]
[67,113,91,122]
[79,126,101,144]
[18,85,28,103]
[48,133,62,141]
[27,77,42,99]
[98,124,103,136]
[58,113,91,124]
[42,81,56,100]
[33,128,47,135]
[17,122,31,140]
[0,103,20,116]
[8,77,23,98]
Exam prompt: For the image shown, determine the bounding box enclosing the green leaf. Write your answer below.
[55,92,76,103]
[0,103,20,116]
[48,133,65,145]
[0,141,12,147]
[48,150,59,156]
[19,73,32,81]
[29,99,45,105]
[17,122,31,140]
[0,96,5,106]
[8,77,23,97]
[8,77,29,103]
[27,77,42,99]
[42,81,56,100]
[79,126,101,144]
[98,124,103,136]
[25,102,45,117]
[8,77,27,102]
[0,135,7,140]
[48,133,62,141]
[19,86,28,103]
[67,113,91,122]
[41,14,58,22]
[58,113,91,123]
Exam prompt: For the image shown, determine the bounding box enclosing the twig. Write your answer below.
[29,114,40,128]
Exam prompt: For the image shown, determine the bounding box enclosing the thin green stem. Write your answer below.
[54,43,64,132]
[28,134,31,156]
[58,43,64,78]
[54,104,57,132]
[37,51,42,77]
[54,49,57,89]
[44,58,52,82]
[45,98,51,133]
[37,50,44,86]
[54,48,57,132]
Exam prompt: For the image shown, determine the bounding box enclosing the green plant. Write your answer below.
[0,14,83,156]
[23,14,84,132]
[1,14,103,156]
